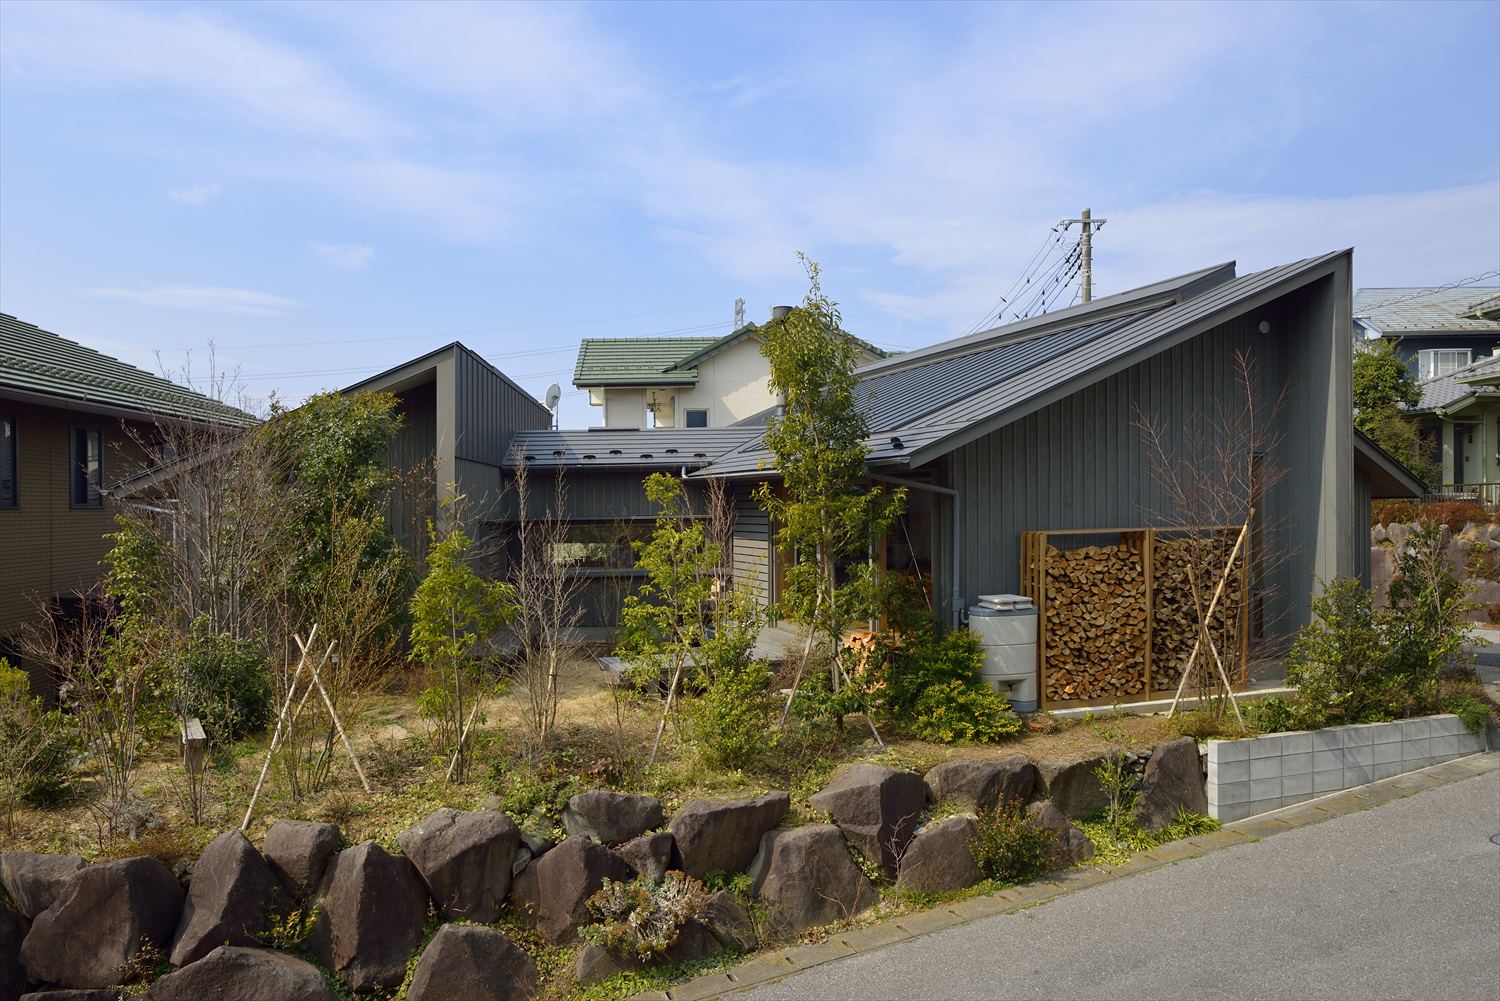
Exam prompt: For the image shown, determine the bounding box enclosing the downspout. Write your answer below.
[868,473,962,628]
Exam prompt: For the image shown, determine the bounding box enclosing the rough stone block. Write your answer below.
[397,808,520,922]
[668,793,790,879]
[809,765,926,876]
[169,830,274,967]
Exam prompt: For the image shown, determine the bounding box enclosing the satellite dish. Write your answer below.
[544,383,561,410]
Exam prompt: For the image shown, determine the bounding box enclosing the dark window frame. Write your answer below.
[0,415,16,509]
[69,425,103,509]
[684,408,709,428]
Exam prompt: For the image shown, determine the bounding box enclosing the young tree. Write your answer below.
[1354,340,1437,483]
[753,255,905,727]
[409,516,517,782]
[1136,350,1291,725]
[618,473,724,764]
[509,456,587,757]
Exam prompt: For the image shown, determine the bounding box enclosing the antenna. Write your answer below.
[734,297,746,329]
[544,383,561,429]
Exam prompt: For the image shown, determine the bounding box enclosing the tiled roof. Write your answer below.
[1416,352,1500,410]
[572,337,720,387]
[0,312,256,426]
[1353,287,1500,334]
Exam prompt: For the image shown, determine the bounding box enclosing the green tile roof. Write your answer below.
[573,336,720,387]
[0,312,257,426]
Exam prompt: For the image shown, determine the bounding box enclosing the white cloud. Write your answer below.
[309,241,374,271]
[168,182,221,206]
[84,285,302,316]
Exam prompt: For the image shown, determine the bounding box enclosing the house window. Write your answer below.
[0,417,15,508]
[684,409,709,428]
[548,522,647,570]
[70,427,102,508]
[1419,348,1472,380]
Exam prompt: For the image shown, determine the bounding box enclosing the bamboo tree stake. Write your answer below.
[778,591,824,728]
[299,634,371,793]
[243,627,330,829]
[647,651,690,766]
[1168,519,1252,721]
[445,698,485,782]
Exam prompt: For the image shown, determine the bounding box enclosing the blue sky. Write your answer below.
[2,0,1497,427]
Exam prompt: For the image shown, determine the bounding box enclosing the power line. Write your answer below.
[1356,271,1500,314]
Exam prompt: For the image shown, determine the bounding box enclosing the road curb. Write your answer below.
[641,751,1500,1001]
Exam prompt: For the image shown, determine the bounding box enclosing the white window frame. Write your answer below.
[1419,348,1472,380]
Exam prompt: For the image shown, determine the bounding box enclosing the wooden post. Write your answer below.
[181,718,207,776]
[1036,537,1049,710]
[1142,529,1155,695]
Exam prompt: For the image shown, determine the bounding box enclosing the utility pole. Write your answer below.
[1059,208,1107,303]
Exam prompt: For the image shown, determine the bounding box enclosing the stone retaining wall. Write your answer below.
[1206,714,1488,822]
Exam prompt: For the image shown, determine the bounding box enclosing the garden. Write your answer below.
[1,267,1495,1001]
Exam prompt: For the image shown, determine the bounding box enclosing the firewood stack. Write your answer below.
[1026,529,1246,704]
[1149,537,1244,693]
[1039,542,1148,702]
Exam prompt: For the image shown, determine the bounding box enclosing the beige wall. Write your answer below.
[0,398,150,636]
[594,337,883,429]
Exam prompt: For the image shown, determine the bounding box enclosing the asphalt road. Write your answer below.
[738,770,1500,1001]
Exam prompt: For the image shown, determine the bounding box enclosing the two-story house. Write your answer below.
[573,308,887,429]
[1353,285,1500,379]
[0,313,254,680]
[1354,287,1500,497]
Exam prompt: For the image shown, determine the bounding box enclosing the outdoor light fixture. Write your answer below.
[1258,320,1272,334]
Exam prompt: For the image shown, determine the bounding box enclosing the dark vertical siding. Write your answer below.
[385,381,438,567]
[946,308,1319,636]
[732,493,770,606]
[453,347,551,467]
[1353,465,1373,587]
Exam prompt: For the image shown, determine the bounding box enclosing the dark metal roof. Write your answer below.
[693,250,1350,477]
[1353,430,1426,498]
[0,311,256,426]
[856,307,1164,432]
[503,427,763,469]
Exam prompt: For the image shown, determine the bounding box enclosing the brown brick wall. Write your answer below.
[0,398,152,636]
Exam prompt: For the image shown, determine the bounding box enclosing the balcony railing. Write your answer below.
[1428,482,1500,508]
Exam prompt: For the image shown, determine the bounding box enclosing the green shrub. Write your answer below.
[910,678,1024,743]
[1241,695,1308,734]
[968,804,1053,884]
[1443,692,1491,735]
[873,608,1023,744]
[688,590,779,771]
[1284,577,1397,727]
[175,622,273,745]
[586,872,708,961]
[0,659,77,824]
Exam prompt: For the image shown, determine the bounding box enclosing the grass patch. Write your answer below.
[1077,809,1219,866]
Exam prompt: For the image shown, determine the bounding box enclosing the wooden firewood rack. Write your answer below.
[1019,526,1250,710]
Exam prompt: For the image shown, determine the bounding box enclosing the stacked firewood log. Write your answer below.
[1033,533,1244,703]
[1039,542,1148,702]
[1149,537,1243,693]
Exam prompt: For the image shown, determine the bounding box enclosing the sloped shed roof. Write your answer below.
[0,312,255,426]
[699,252,1348,476]
[503,427,761,469]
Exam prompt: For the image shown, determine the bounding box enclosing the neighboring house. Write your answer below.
[573,310,886,429]
[511,251,1397,652]
[0,312,254,664]
[1409,351,1500,501]
[1354,285,1500,380]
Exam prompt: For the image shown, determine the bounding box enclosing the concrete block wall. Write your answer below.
[1206,715,1486,823]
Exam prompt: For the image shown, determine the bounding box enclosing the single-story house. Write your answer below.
[507,252,1378,653]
